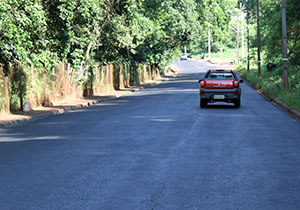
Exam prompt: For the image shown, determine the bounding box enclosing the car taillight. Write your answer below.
[233,80,239,88]
[200,80,206,88]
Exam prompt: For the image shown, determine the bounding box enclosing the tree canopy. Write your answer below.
[238,0,300,67]
[0,0,240,72]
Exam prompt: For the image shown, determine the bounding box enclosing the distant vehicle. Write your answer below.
[181,53,188,60]
[198,69,243,108]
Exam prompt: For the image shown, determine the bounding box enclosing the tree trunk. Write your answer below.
[18,62,23,111]
[129,64,134,86]
[119,64,124,89]
[83,64,89,97]
[61,60,65,96]
[135,64,140,85]
[106,65,109,90]
[90,66,94,96]
[126,64,130,87]
[144,66,147,81]
[26,59,35,106]
[110,64,114,91]
[151,64,157,80]
[42,64,52,106]
[4,76,10,114]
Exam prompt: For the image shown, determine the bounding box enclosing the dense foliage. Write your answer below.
[239,0,300,67]
[0,0,221,71]
[1,0,240,112]
[236,0,300,112]
[192,0,236,53]
[0,0,47,74]
[260,0,300,67]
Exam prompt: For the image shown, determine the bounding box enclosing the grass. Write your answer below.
[189,48,243,60]
[236,63,300,112]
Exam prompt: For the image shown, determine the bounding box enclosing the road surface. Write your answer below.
[1,59,300,210]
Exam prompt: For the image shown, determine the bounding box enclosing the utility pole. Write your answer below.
[230,25,240,64]
[241,0,254,71]
[256,0,261,78]
[236,24,240,65]
[241,12,245,61]
[232,11,245,64]
[208,29,211,59]
[282,0,288,90]
[247,9,250,71]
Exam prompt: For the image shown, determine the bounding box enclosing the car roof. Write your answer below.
[209,69,233,73]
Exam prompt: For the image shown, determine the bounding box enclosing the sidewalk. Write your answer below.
[0,79,168,128]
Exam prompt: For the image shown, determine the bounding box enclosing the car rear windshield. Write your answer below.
[206,72,235,79]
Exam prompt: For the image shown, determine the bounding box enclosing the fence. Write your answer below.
[0,61,160,113]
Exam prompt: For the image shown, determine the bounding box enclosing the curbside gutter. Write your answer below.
[0,96,117,129]
[242,77,300,122]
[263,94,300,122]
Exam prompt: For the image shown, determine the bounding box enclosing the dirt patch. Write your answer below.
[0,77,172,127]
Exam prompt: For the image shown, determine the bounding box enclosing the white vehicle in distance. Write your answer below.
[181,53,188,60]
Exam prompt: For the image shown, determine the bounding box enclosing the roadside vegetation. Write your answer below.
[237,64,300,111]
[190,48,237,59]
[235,0,300,112]
[188,0,256,64]
[0,0,236,113]
[2,0,298,114]
[188,0,300,112]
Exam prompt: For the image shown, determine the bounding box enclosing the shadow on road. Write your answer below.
[204,104,240,109]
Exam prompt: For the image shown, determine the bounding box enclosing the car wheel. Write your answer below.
[200,99,207,108]
[234,98,241,108]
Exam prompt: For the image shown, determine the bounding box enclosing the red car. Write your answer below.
[198,69,243,108]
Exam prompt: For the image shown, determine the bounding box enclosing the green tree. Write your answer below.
[260,0,300,66]
[0,0,47,72]
[194,0,236,53]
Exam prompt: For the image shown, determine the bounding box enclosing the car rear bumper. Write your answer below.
[200,88,240,101]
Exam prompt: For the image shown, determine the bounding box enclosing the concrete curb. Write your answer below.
[0,96,117,129]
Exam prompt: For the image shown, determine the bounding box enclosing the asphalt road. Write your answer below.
[1,59,300,210]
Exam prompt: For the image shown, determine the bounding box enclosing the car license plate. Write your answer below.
[213,95,225,99]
